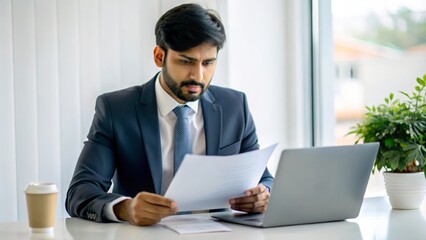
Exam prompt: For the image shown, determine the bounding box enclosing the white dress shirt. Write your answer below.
[103,74,206,221]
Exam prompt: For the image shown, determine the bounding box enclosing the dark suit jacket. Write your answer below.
[65,74,274,222]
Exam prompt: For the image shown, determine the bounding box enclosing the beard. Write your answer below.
[162,65,209,102]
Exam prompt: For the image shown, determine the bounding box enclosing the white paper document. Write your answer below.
[164,143,277,212]
[160,215,232,234]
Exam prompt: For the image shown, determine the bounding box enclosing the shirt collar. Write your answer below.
[155,73,199,117]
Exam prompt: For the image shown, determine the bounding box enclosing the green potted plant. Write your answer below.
[348,74,426,209]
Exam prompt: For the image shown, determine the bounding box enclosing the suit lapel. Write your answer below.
[201,90,222,155]
[135,76,163,194]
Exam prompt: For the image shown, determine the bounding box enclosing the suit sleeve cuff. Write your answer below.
[103,196,131,222]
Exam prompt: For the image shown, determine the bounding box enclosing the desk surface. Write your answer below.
[1,197,426,240]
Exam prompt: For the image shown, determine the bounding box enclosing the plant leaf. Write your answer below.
[347,74,426,173]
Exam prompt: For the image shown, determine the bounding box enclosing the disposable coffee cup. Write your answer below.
[24,183,59,233]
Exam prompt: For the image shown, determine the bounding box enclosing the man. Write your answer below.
[65,3,273,226]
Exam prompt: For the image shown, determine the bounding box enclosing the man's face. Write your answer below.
[158,43,218,103]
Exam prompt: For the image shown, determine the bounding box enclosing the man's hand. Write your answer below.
[114,192,177,226]
[229,184,270,213]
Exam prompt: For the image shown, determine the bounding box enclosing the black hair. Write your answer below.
[155,3,226,52]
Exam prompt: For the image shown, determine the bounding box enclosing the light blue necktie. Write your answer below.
[173,105,192,175]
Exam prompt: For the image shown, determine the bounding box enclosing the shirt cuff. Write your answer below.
[258,183,270,193]
[103,196,131,222]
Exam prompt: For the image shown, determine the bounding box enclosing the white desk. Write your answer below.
[1,197,425,239]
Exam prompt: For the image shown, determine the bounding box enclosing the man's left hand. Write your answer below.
[229,184,270,213]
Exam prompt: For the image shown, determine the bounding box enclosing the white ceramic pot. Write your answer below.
[383,172,426,209]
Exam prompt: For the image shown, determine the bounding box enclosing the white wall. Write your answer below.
[0,0,18,222]
[227,0,313,171]
[0,0,312,221]
[0,0,165,222]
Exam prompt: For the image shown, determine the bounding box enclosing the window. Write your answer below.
[330,0,426,196]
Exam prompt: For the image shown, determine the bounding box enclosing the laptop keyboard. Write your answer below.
[244,217,263,223]
[233,213,264,222]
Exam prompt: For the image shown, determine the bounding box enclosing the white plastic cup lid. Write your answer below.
[24,183,59,194]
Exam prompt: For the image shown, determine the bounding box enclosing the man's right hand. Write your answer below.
[113,192,178,226]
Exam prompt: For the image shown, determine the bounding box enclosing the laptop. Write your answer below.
[212,143,379,227]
